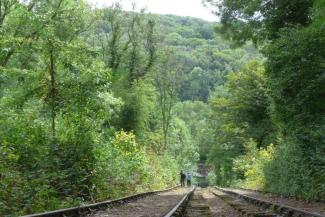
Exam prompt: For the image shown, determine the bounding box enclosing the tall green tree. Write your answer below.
[153,49,183,152]
[207,0,325,199]
[208,60,272,185]
[172,101,214,161]
[0,1,122,214]
[205,0,313,44]
[262,2,325,199]
[93,5,158,134]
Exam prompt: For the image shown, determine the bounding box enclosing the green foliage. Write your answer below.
[152,14,261,101]
[207,60,274,186]
[1,0,289,215]
[116,80,156,134]
[93,131,147,198]
[1,2,212,215]
[168,117,200,170]
[264,139,324,200]
[90,5,157,81]
[207,171,217,185]
[92,130,182,200]
[206,0,325,201]
[205,0,314,45]
[172,101,214,161]
[233,140,275,190]
[261,2,325,200]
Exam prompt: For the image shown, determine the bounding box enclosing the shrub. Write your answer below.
[233,139,275,190]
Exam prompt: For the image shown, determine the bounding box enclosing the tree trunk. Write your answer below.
[49,47,56,139]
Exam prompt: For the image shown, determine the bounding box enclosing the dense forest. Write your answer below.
[0,0,324,216]
[205,0,325,201]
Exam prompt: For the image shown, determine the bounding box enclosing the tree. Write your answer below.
[95,5,157,82]
[0,1,122,214]
[262,5,325,199]
[204,0,314,45]
[172,101,214,161]
[0,4,264,215]
[0,0,35,67]
[153,49,183,152]
[101,3,124,72]
[92,5,159,136]
[208,60,273,185]
[207,0,325,200]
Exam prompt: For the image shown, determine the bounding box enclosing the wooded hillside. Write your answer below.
[0,2,259,215]
[1,1,323,216]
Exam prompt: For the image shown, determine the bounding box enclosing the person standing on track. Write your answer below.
[180,170,186,187]
[187,172,192,187]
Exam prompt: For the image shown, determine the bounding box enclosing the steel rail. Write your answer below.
[21,185,179,217]
[215,186,325,217]
[231,187,325,203]
[163,186,196,217]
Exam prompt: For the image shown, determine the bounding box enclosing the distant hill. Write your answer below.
[151,14,261,101]
[90,11,261,102]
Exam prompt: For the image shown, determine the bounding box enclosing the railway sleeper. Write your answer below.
[214,187,325,217]
[22,186,180,217]
[212,191,280,217]
[184,191,211,217]
[164,187,196,217]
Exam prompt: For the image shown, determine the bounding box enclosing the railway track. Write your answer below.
[22,186,195,217]
[89,187,195,217]
[212,187,325,217]
[174,187,325,217]
[22,186,181,217]
[21,186,325,217]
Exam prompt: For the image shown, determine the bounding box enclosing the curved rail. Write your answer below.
[215,187,325,217]
[22,185,179,217]
[163,186,196,217]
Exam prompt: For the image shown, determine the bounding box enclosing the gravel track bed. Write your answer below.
[223,188,325,215]
[87,188,190,217]
[202,188,243,217]
[185,189,212,217]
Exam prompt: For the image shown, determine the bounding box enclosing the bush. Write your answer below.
[264,138,325,200]
[233,139,275,190]
[207,171,217,185]
[263,14,325,200]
